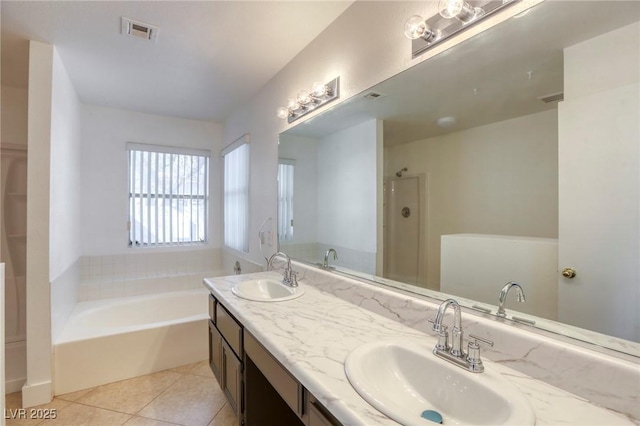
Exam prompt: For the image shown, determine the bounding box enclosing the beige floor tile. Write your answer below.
[137,374,226,426]
[208,404,237,426]
[5,392,23,409]
[169,362,199,375]
[57,387,96,402]
[76,370,182,415]
[38,401,131,425]
[125,415,182,426]
[187,361,214,378]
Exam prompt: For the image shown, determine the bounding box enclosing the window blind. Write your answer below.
[278,160,294,241]
[128,144,209,247]
[223,141,250,252]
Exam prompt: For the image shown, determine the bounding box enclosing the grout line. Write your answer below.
[133,373,189,424]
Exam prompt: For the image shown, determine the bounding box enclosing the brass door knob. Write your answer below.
[562,268,577,278]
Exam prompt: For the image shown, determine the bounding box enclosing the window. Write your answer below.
[223,136,250,252]
[278,159,294,241]
[128,143,209,247]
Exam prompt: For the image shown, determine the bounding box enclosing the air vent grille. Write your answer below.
[364,92,384,99]
[121,17,159,43]
[538,92,564,104]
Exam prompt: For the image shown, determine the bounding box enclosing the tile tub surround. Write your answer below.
[283,262,640,422]
[79,248,223,300]
[204,273,634,425]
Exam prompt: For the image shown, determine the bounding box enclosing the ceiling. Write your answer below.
[284,1,640,145]
[1,1,353,122]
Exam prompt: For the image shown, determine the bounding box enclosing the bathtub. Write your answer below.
[54,288,210,395]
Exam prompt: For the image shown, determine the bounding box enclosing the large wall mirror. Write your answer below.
[278,1,640,356]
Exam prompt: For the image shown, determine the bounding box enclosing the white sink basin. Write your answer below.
[231,279,304,302]
[345,340,535,425]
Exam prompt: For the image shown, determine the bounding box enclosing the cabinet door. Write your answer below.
[208,320,222,383]
[222,339,243,417]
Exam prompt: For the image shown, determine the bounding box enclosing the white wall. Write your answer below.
[558,22,640,341]
[1,86,28,146]
[386,110,558,290]
[80,105,222,256]
[317,119,378,254]
[49,48,83,342]
[277,134,318,245]
[221,0,538,268]
[50,49,82,275]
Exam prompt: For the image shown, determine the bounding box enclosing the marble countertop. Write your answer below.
[204,272,633,426]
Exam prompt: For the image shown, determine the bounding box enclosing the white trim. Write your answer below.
[221,134,250,157]
[278,158,295,166]
[126,142,210,157]
[21,380,52,407]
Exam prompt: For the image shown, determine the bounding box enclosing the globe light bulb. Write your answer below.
[312,82,328,97]
[404,15,427,40]
[297,90,312,105]
[439,0,464,18]
[276,106,290,119]
[438,0,483,23]
[286,98,299,111]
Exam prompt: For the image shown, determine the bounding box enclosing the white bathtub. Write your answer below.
[54,288,210,395]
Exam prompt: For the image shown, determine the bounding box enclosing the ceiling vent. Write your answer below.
[538,92,564,104]
[121,17,159,43]
[364,92,384,99]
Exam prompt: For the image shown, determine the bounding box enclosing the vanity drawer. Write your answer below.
[216,303,243,357]
[209,293,217,323]
[244,331,301,416]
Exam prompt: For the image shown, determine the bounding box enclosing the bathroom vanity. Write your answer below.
[204,271,636,425]
[207,288,339,425]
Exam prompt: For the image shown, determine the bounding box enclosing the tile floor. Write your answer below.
[5,361,237,426]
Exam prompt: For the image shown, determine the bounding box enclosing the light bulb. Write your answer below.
[297,90,312,105]
[438,0,483,22]
[312,81,328,97]
[276,106,290,119]
[439,0,464,18]
[286,98,299,111]
[404,15,427,40]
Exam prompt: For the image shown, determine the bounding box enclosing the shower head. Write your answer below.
[396,167,408,177]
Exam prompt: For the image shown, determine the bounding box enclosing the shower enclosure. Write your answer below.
[1,144,28,393]
[383,175,425,286]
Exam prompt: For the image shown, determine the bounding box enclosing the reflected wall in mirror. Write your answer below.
[278,1,640,353]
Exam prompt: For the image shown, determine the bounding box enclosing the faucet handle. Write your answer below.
[466,334,494,372]
[468,334,494,348]
[435,325,449,351]
[289,270,299,287]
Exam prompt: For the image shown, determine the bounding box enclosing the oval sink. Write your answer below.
[345,340,535,425]
[231,279,304,302]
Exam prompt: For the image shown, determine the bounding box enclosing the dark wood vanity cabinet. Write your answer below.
[208,292,341,426]
[208,294,243,422]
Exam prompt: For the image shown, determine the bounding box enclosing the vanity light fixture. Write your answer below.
[405,0,520,59]
[276,77,340,123]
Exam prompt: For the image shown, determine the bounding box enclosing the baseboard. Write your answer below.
[21,381,52,407]
[5,378,26,394]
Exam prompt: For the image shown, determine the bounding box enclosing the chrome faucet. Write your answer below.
[267,251,298,287]
[430,298,493,373]
[322,248,338,269]
[496,281,526,318]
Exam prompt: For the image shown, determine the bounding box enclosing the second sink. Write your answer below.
[345,340,535,425]
[231,278,304,302]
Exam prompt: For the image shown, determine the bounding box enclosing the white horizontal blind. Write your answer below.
[128,144,209,247]
[278,160,294,241]
[223,142,250,252]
